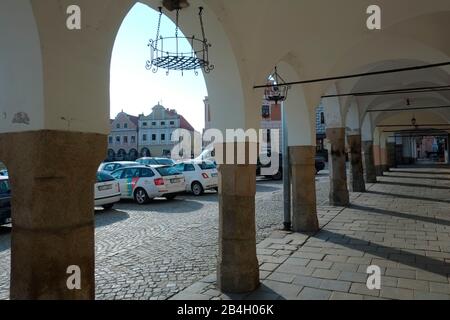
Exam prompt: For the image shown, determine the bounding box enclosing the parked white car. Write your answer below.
[110,165,185,204]
[94,171,121,210]
[98,161,138,173]
[0,170,8,176]
[174,160,218,196]
[136,157,176,166]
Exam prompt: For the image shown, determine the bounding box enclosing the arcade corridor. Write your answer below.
[173,165,450,300]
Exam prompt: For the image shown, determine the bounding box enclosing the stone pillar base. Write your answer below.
[289,146,319,233]
[217,142,259,293]
[0,130,106,300]
[327,128,350,207]
[362,141,377,183]
[348,135,366,192]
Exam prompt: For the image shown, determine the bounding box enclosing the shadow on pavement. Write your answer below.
[314,229,450,277]
[367,190,450,204]
[377,180,450,190]
[95,209,130,228]
[349,204,450,227]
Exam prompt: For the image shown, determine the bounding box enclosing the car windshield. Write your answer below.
[156,159,174,166]
[138,158,158,165]
[155,166,181,177]
[0,180,10,194]
[198,162,216,170]
[96,172,115,183]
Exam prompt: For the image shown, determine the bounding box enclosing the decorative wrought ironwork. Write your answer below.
[264,67,290,104]
[146,6,214,75]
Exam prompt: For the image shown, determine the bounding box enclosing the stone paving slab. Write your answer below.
[171,167,450,300]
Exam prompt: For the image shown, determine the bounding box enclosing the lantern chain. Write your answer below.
[199,7,207,42]
[154,7,163,52]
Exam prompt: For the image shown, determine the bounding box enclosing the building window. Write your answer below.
[320,112,325,124]
[143,134,147,142]
[124,123,128,129]
[170,121,175,126]
[161,134,166,141]
[143,122,147,127]
[161,121,166,126]
[108,136,113,144]
[131,136,136,143]
[152,122,156,126]
[123,136,128,144]
[152,134,157,141]
[116,136,121,143]
[266,130,271,144]
[116,124,120,129]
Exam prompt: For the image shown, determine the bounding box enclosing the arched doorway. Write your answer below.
[117,149,127,161]
[140,147,151,158]
[129,149,139,161]
[107,149,116,162]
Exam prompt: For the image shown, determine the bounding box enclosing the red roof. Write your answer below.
[179,115,195,132]
[128,115,139,126]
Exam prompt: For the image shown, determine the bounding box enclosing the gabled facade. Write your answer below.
[107,111,139,161]
[139,104,197,158]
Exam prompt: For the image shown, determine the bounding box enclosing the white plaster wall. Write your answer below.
[277,62,314,146]
[322,85,343,129]
[361,114,373,142]
[0,0,44,133]
[345,102,360,135]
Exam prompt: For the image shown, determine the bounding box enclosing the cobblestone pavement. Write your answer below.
[0,173,330,300]
[172,166,450,300]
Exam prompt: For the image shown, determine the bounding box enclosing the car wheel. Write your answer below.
[102,203,114,210]
[166,194,177,201]
[191,182,204,196]
[134,188,149,205]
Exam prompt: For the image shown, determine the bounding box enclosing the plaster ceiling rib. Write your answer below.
[377,124,450,127]
[367,105,450,113]
[253,61,450,89]
[321,85,450,99]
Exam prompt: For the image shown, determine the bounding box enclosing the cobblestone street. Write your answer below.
[0,174,330,300]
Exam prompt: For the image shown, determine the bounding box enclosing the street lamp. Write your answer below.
[264,67,291,231]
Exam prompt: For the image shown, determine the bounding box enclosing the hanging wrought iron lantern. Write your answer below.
[264,67,290,104]
[146,4,214,75]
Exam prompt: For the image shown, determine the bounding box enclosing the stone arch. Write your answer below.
[0,0,44,135]
[112,1,249,133]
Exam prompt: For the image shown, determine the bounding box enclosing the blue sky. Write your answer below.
[110,3,208,131]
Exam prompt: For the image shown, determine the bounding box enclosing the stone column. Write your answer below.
[0,130,106,300]
[327,128,349,206]
[217,142,259,293]
[362,141,377,183]
[289,146,319,233]
[387,142,396,169]
[347,135,366,192]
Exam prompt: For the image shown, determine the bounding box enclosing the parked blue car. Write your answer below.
[0,176,11,225]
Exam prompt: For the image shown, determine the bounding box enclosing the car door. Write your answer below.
[175,163,196,191]
[139,168,158,198]
[121,167,141,198]
[110,169,128,198]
